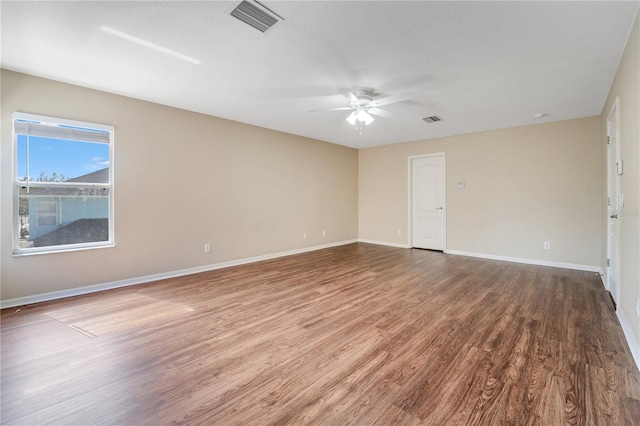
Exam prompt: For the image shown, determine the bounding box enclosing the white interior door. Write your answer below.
[607,99,620,305]
[411,154,446,250]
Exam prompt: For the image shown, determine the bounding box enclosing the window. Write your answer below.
[13,112,114,255]
[37,202,58,226]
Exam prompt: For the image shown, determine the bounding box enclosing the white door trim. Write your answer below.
[606,97,621,304]
[408,153,446,250]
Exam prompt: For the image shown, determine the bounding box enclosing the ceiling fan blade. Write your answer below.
[369,92,411,108]
[338,88,360,105]
[368,108,400,119]
[309,106,355,112]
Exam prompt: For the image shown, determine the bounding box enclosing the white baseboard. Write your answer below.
[617,309,640,372]
[444,249,601,273]
[599,271,607,289]
[358,239,410,249]
[0,239,359,309]
[600,273,639,372]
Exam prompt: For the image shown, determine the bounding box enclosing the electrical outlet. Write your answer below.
[204,243,211,253]
[397,229,401,236]
[543,241,550,250]
[303,232,307,239]
[322,229,327,237]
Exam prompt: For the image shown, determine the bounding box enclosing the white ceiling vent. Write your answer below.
[228,1,283,33]
[422,115,442,123]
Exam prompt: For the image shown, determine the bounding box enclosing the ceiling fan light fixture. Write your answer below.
[356,109,374,125]
[346,111,357,126]
[315,87,404,132]
[364,113,374,125]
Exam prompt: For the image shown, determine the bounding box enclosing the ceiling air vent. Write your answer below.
[422,115,442,124]
[228,1,283,33]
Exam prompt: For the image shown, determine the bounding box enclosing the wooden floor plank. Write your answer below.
[1,243,638,425]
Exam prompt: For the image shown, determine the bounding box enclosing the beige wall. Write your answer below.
[0,70,358,301]
[601,9,640,354]
[359,117,603,267]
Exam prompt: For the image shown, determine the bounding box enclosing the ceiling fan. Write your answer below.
[311,88,410,133]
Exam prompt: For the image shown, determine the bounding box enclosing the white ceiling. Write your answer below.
[2,1,638,149]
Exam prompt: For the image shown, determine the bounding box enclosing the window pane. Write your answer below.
[16,135,109,183]
[37,202,58,226]
[19,186,110,249]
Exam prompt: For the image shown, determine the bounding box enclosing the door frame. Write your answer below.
[408,152,446,250]
[606,97,621,304]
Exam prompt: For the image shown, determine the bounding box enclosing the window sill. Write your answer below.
[13,243,115,257]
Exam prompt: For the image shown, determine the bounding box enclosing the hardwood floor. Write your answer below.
[1,243,639,425]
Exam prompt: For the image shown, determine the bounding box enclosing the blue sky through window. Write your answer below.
[17,135,109,181]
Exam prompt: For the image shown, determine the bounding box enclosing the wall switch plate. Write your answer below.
[303,232,307,239]
[204,243,211,253]
[636,297,640,318]
[543,241,550,250]
[322,230,327,237]
[457,181,465,189]
[397,229,401,236]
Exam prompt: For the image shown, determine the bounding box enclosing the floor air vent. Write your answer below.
[228,1,283,33]
[422,115,442,123]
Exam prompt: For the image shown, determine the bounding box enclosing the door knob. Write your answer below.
[610,214,618,219]
[436,207,443,210]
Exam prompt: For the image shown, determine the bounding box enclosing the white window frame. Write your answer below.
[12,112,115,256]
